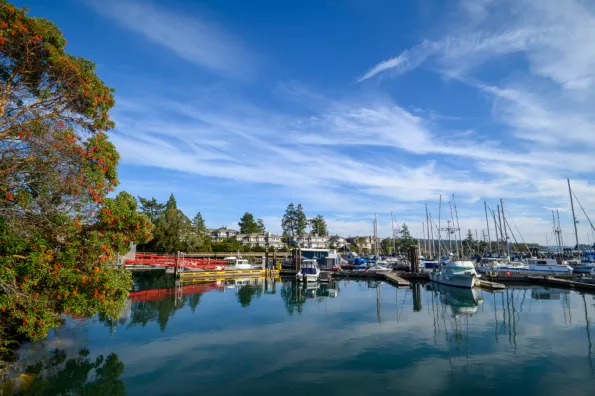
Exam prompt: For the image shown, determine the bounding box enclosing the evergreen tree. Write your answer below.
[185,212,211,252]
[257,219,266,233]
[137,197,166,224]
[282,203,297,236]
[398,224,417,252]
[239,212,259,233]
[296,204,308,235]
[309,215,328,236]
[463,229,475,255]
[152,194,192,252]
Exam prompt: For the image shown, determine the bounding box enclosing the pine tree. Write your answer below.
[257,219,266,233]
[137,197,166,224]
[239,212,259,233]
[296,204,308,235]
[309,215,328,236]
[399,224,416,251]
[152,194,191,252]
[282,203,297,236]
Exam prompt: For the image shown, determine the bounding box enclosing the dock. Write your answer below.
[527,276,595,291]
[383,273,410,287]
[475,278,506,290]
[179,269,279,281]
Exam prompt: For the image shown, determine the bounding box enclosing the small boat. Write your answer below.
[223,257,253,270]
[420,258,439,273]
[352,257,369,272]
[366,263,392,273]
[526,258,573,274]
[296,259,320,282]
[569,258,595,275]
[429,260,478,289]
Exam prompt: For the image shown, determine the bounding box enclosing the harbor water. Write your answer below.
[5,274,595,395]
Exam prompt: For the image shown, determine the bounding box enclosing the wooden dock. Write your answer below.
[384,273,410,287]
[475,279,506,290]
[527,276,595,291]
[179,269,279,280]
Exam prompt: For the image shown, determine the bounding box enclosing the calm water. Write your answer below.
[7,274,595,395]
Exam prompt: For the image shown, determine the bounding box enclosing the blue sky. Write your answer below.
[17,0,595,244]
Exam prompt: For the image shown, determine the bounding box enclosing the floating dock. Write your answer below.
[384,273,410,287]
[179,269,279,280]
[475,279,506,290]
[527,276,595,291]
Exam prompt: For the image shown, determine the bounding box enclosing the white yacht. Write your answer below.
[429,260,478,288]
[526,258,573,274]
[296,259,320,282]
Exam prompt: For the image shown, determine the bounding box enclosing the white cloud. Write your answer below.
[87,0,257,79]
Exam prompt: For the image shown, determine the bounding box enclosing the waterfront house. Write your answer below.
[329,235,346,248]
[291,233,329,249]
[345,235,373,253]
[235,232,285,250]
[209,226,239,242]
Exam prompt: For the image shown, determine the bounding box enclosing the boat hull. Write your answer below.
[429,272,475,288]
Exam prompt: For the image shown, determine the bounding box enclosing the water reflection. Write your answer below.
[3,349,125,395]
[7,279,595,395]
[428,283,484,316]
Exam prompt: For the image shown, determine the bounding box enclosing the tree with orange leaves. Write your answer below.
[0,0,152,353]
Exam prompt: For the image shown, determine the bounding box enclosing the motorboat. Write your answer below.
[223,257,253,270]
[352,257,369,272]
[569,258,595,275]
[420,258,439,273]
[296,259,320,282]
[366,263,392,273]
[525,258,573,274]
[429,260,478,288]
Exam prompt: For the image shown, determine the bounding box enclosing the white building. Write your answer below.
[291,233,329,249]
[329,235,346,248]
[209,226,238,242]
[345,235,373,253]
[236,232,285,250]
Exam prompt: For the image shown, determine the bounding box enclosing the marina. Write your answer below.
[5,273,595,395]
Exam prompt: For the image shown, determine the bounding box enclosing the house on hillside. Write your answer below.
[290,234,329,249]
[236,232,285,250]
[209,226,239,242]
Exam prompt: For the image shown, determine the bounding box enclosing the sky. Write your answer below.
[16,0,595,245]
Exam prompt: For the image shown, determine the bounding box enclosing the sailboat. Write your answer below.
[567,179,595,275]
[429,195,478,289]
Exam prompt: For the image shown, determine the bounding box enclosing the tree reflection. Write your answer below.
[8,349,125,395]
[280,281,306,315]
[237,284,263,307]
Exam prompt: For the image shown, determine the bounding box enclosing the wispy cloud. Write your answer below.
[358,0,595,89]
[86,0,257,79]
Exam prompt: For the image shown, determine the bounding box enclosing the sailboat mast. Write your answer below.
[492,209,499,255]
[391,211,395,255]
[484,201,492,256]
[452,194,464,258]
[500,199,510,259]
[497,205,504,254]
[425,204,431,259]
[438,195,442,257]
[430,213,435,259]
[449,201,459,258]
[557,209,564,255]
[568,179,580,252]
